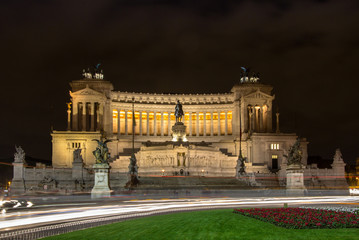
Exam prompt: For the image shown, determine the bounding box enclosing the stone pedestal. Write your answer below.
[72,162,83,180]
[11,162,26,194]
[91,163,111,198]
[10,179,26,195]
[172,122,187,142]
[286,164,307,196]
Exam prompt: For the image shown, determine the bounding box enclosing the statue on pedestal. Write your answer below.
[91,139,112,198]
[333,148,344,163]
[285,139,306,196]
[285,139,302,166]
[73,148,83,163]
[14,146,26,163]
[12,146,27,193]
[172,100,187,142]
[92,139,112,164]
[175,100,184,122]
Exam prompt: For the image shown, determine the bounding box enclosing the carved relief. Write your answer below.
[177,152,186,166]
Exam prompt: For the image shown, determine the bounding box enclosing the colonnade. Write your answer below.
[113,110,232,137]
[70,101,102,131]
[246,105,268,133]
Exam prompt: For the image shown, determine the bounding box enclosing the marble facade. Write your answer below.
[51,74,309,177]
[11,70,348,193]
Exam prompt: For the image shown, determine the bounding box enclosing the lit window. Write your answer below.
[71,142,81,149]
[272,154,278,159]
[271,143,279,150]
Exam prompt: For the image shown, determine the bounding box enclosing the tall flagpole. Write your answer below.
[132,97,135,154]
[239,104,242,157]
[237,88,245,175]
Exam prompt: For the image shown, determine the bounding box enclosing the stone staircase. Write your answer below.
[117,148,140,156]
[219,148,234,156]
[135,176,254,190]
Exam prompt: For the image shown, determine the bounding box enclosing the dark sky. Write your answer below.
[0,0,358,164]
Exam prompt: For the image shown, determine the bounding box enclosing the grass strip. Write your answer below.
[44,209,359,240]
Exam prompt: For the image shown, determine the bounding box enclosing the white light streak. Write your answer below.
[0,196,358,230]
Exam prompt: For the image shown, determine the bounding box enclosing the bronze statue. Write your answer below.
[125,153,139,189]
[285,139,302,166]
[92,139,112,164]
[66,102,72,111]
[175,100,184,122]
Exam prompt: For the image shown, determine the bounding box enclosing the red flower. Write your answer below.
[233,207,359,229]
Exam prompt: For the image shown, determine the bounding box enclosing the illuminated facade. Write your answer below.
[11,70,348,193]
[51,72,308,177]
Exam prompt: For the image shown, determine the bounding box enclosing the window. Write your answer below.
[71,142,81,149]
[271,143,280,150]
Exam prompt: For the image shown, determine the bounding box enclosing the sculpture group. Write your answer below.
[92,139,112,164]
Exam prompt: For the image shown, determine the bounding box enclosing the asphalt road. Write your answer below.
[1,194,359,232]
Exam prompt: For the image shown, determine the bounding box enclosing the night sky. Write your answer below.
[1,0,358,164]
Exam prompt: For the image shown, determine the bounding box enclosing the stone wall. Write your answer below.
[12,165,127,194]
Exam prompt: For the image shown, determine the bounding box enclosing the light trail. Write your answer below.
[0,196,358,231]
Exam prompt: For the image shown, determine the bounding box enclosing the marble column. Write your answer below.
[153,112,157,136]
[91,102,95,131]
[147,111,150,136]
[103,101,112,134]
[161,112,164,136]
[217,112,221,135]
[125,110,128,135]
[210,111,214,136]
[139,111,142,136]
[196,112,199,137]
[255,107,259,132]
[72,101,78,131]
[117,109,121,138]
[262,107,267,132]
[233,100,240,137]
[259,107,264,132]
[82,102,86,131]
[246,106,250,133]
[167,112,171,136]
[249,109,253,133]
[189,112,192,136]
[99,103,104,131]
[203,112,206,136]
[95,103,99,131]
[225,111,228,136]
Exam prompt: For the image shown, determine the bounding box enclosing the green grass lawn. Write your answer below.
[44,209,359,240]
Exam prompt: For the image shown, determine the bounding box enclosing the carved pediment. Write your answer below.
[70,86,105,98]
[243,90,273,100]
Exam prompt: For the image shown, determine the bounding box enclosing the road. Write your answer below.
[1,195,359,232]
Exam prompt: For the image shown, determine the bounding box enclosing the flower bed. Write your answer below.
[300,206,359,214]
[233,208,359,229]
